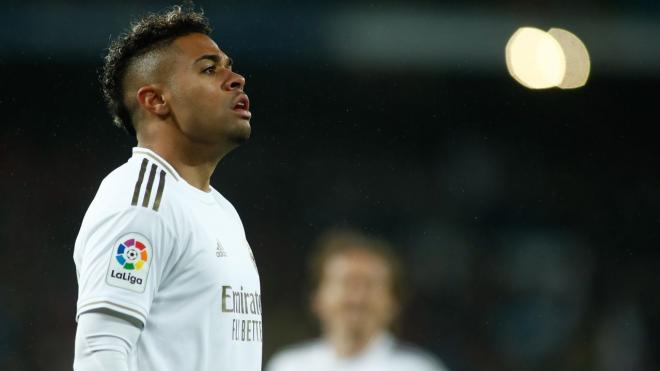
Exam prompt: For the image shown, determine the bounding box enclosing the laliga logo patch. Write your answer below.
[106,233,152,293]
[115,238,148,270]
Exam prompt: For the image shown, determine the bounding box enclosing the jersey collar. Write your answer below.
[132,147,181,182]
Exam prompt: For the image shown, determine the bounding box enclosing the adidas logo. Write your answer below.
[216,240,228,257]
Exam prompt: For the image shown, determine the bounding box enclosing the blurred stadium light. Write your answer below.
[1,5,659,75]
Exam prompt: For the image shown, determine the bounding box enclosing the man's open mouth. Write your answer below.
[233,94,250,111]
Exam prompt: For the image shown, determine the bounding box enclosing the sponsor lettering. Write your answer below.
[232,319,263,342]
[221,285,263,342]
[221,285,262,315]
[110,269,143,285]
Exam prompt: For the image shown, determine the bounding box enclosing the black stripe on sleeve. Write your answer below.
[131,159,149,206]
[142,164,157,207]
[152,170,166,212]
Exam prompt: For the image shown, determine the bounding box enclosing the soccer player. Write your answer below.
[72,6,261,371]
[266,229,447,371]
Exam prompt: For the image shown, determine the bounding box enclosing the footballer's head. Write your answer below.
[308,229,404,345]
[101,5,251,148]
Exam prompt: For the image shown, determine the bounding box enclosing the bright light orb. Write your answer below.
[548,28,591,89]
[506,27,567,89]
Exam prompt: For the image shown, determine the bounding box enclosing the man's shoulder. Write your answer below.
[390,339,449,371]
[82,155,187,233]
[96,155,183,213]
[267,339,326,371]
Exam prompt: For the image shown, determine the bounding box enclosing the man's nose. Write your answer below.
[223,71,246,91]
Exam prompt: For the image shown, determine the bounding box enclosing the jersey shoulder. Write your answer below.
[266,339,325,371]
[97,155,184,211]
[391,340,449,371]
[81,155,187,235]
[211,188,242,216]
[101,156,170,210]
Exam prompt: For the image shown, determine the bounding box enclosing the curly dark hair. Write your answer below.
[100,5,212,136]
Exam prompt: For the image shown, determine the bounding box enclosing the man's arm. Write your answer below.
[73,311,141,371]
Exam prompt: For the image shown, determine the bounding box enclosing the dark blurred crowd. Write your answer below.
[1,1,659,370]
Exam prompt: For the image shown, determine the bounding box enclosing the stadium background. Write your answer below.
[1,0,659,370]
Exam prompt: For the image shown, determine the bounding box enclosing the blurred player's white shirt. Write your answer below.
[74,147,262,371]
[267,332,447,371]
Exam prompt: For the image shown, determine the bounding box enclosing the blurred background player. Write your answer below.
[267,229,448,371]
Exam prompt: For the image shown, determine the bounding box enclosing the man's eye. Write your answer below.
[203,66,216,74]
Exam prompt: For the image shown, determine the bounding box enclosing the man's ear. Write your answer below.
[136,85,169,117]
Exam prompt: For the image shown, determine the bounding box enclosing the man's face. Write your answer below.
[165,33,251,146]
[314,249,397,339]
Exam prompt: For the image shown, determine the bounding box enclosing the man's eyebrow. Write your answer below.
[194,54,233,68]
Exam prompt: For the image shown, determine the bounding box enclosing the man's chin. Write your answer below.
[343,316,372,330]
[228,121,251,145]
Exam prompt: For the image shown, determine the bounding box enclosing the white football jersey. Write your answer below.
[266,333,447,371]
[74,147,262,371]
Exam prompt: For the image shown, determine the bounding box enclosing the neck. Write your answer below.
[325,328,379,358]
[137,129,230,192]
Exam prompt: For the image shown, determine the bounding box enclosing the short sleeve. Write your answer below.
[75,206,177,326]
